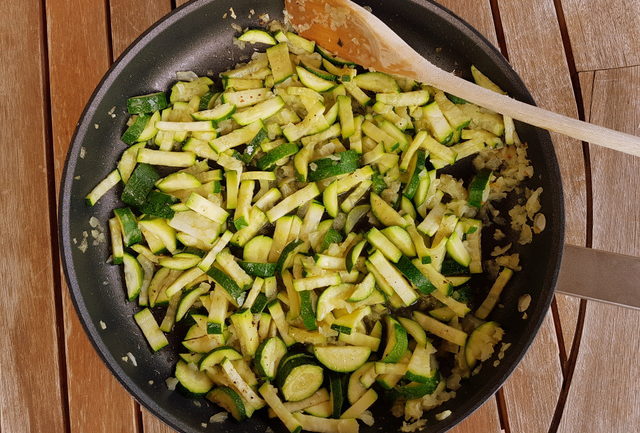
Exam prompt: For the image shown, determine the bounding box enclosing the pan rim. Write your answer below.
[58,1,565,432]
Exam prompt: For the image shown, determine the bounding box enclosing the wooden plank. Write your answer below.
[491,0,581,430]
[561,0,640,71]
[0,1,67,433]
[496,0,587,357]
[436,0,498,46]
[45,0,139,431]
[559,305,640,431]
[558,66,640,431]
[452,399,503,433]
[142,409,176,433]
[502,313,564,432]
[110,0,172,59]
[551,71,595,366]
[108,2,173,431]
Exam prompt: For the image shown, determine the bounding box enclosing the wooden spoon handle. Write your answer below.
[418,63,640,157]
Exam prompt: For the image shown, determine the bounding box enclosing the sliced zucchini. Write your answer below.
[259,383,302,433]
[347,362,374,404]
[207,387,248,421]
[293,413,358,433]
[134,308,168,352]
[238,29,277,45]
[465,321,504,369]
[255,337,287,379]
[376,90,430,107]
[266,183,320,222]
[413,311,467,346]
[395,255,435,295]
[277,357,324,402]
[307,150,360,182]
[329,371,347,418]
[257,141,299,171]
[314,345,371,373]
[368,251,417,306]
[422,101,453,144]
[316,45,356,66]
[330,306,371,335]
[230,309,260,357]
[468,168,493,208]
[471,65,507,94]
[176,283,210,321]
[354,72,400,93]
[381,226,416,257]
[344,205,370,235]
[123,253,144,300]
[381,316,408,363]
[476,268,513,319]
[127,92,168,114]
[316,284,353,321]
[297,66,336,92]
[199,346,243,370]
[267,43,294,84]
[175,360,213,396]
[347,273,375,302]
[370,192,408,227]
[405,343,437,383]
[114,207,142,247]
[232,97,284,126]
[446,231,471,267]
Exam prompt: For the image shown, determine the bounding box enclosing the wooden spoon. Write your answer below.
[285,0,640,157]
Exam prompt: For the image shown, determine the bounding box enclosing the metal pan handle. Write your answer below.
[556,244,640,310]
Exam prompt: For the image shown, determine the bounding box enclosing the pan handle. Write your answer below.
[556,244,640,310]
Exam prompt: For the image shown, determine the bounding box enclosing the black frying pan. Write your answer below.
[59,0,564,432]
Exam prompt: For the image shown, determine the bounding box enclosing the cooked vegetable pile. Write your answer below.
[85,26,535,433]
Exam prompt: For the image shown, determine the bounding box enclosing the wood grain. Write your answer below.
[496,0,587,360]
[452,399,503,433]
[0,1,67,432]
[110,0,172,59]
[142,409,177,433]
[557,66,640,432]
[561,0,640,71]
[45,0,139,431]
[436,0,498,47]
[578,71,595,122]
[502,313,564,432]
[490,0,585,430]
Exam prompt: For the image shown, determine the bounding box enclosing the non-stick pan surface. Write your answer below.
[59,1,564,432]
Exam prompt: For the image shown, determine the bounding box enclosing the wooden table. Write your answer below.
[2,0,639,432]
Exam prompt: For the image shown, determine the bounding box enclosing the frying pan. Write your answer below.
[59,0,564,432]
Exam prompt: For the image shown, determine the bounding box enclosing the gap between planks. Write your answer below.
[544,1,593,430]
[549,0,593,373]
[39,0,73,429]
[486,0,589,432]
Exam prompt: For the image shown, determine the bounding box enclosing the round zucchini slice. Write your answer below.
[277,357,324,402]
[175,360,213,396]
[313,345,371,373]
